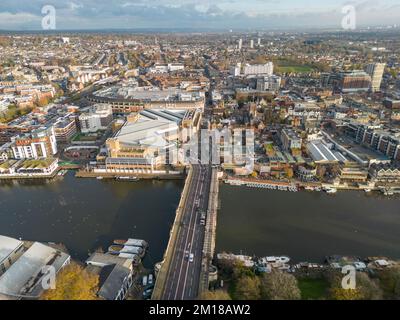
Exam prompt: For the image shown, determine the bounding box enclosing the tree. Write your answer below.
[327,271,383,300]
[234,276,261,300]
[377,266,400,299]
[199,290,232,300]
[41,262,99,300]
[260,271,301,300]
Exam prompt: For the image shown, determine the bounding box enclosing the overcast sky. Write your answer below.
[0,0,399,30]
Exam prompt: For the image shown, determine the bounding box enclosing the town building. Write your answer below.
[365,63,385,92]
[79,104,113,133]
[332,71,371,93]
[104,109,200,173]
[0,236,70,299]
[53,116,77,143]
[243,62,274,76]
[86,253,135,300]
[10,126,57,159]
[281,129,302,154]
[256,75,282,92]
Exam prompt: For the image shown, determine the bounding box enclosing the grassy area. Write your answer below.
[72,133,98,142]
[298,278,329,300]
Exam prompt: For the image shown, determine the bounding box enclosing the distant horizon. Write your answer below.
[0,25,399,35]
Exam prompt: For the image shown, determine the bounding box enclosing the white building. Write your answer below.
[244,62,274,76]
[79,104,113,133]
[11,127,57,160]
[366,63,385,92]
[229,63,241,77]
[149,63,184,73]
[238,39,243,50]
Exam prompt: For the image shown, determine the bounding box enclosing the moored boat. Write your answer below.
[114,238,148,248]
[108,245,145,258]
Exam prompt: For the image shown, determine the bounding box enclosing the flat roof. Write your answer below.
[113,109,183,148]
[0,235,23,265]
[307,141,346,163]
[0,242,70,297]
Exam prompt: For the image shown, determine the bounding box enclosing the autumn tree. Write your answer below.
[199,290,232,300]
[260,271,301,300]
[41,262,99,300]
[234,276,261,300]
[377,266,400,299]
[327,270,383,300]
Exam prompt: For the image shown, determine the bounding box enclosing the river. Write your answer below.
[216,184,400,262]
[1,175,400,267]
[0,173,183,268]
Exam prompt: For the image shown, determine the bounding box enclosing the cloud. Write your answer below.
[0,0,399,30]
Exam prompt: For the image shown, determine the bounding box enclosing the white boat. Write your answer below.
[108,245,145,258]
[364,189,372,193]
[114,238,148,248]
[96,177,104,180]
[259,256,291,265]
[116,176,139,181]
[324,187,337,194]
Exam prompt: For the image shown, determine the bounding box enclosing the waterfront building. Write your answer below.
[86,253,135,301]
[369,163,400,184]
[296,166,317,182]
[353,123,400,161]
[79,104,113,133]
[365,63,385,92]
[105,109,200,173]
[339,163,369,183]
[0,237,70,299]
[0,236,24,277]
[10,126,57,159]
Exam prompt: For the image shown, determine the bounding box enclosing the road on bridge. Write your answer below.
[161,164,212,300]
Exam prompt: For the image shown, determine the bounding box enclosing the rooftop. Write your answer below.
[0,235,23,265]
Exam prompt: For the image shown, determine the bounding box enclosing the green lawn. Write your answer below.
[298,278,329,300]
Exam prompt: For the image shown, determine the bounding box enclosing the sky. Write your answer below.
[0,0,399,31]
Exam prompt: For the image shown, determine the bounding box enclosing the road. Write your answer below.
[162,164,212,300]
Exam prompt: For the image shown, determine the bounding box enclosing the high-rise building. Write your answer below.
[257,38,261,46]
[366,63,385,92]
[243,62,274,76]
[238,39,242,50]
[332,71,371,93]
[250,40,254,49]
[229,63,241,77]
